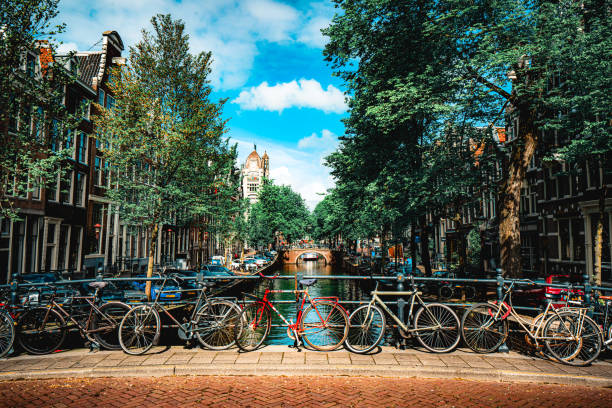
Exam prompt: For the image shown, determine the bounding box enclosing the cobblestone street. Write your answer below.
[1,375,611,408]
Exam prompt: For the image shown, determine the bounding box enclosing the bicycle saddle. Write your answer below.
[299,279,317,287]
[88,281,108,290]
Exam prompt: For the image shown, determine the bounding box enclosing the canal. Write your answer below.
[251,259,366,345]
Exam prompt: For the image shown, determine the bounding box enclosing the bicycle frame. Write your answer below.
[364,289,440,334]
[488,283,582,343]
[252,287,342,339]
[37,291,122,343]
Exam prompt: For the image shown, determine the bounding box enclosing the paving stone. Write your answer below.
[2,376,611,407]
[212,354,238,363]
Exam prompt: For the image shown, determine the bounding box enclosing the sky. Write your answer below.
[55,0,347,210]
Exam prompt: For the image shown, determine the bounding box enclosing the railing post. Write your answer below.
[496,268,509,353]
[583,271,593,317]
[10,279,18,305]
[396,274,405,326]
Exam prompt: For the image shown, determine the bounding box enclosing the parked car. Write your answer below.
[211,255,225,266]
[242,259,258,271]
[201,265,235,284]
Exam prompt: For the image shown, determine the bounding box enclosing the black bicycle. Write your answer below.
[17,282,131,354]
[118,273,241,355]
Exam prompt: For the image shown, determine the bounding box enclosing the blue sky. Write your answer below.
[55,0,347,209]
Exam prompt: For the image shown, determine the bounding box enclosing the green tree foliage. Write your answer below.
[0,0,76,219]
[94,15,232,296]
[323,0,609,277]
[247,182,310,248]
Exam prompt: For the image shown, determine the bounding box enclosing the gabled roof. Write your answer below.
[76,53,102,88]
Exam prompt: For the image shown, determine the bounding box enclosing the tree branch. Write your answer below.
[466,67,512,101]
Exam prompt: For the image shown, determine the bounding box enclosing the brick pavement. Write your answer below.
[1,346,612,387]
[0,376,611,408]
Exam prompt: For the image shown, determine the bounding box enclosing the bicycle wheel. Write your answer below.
[0,310,15,358]
[345,304,385,354]
[300,301,348,351]
[461,303,508,353]
[464,286,477,301]
[233,302,271,352]
[414,303,461,353]
[438,285,454,300]
[118,305,160,355]
[18,307,66,355]
[607,325,612,352]
[91,302,131,350]
[544,312,602,366]
[195,299,242,350]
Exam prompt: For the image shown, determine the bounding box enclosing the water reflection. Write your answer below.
[251,260,366,345]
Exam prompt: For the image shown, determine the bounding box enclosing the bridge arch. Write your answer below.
[283,249,332,265]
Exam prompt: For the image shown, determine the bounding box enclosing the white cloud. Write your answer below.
[232,79,346,113]
[232,132,335,210]
[55,42,79,54]
[298,129,337,149]
[298,16,330,48]
[56,0,337,90]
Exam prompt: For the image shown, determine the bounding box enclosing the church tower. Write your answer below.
[241,146,269,204]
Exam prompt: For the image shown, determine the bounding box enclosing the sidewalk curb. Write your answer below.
[0,364,610,387]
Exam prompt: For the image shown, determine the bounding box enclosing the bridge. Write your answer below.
[282,248,333,265]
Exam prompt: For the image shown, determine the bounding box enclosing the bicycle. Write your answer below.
[344,276,461,354]
[17,282,131,355]
[118,273,241,355]
[233,273,349,352]
[461,279,602,366]
[0,290,16,358]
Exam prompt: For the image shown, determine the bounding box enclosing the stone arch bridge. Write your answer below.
[282,248,333,265]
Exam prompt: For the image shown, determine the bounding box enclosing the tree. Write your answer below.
[247,182,310,248]
[429,0,609,276]
[0,0,75,219]
[94,14,230,297]
[544,1,611,283]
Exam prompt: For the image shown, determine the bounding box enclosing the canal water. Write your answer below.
[251,259,368,345]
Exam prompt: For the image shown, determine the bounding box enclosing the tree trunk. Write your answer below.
[145,222,159,300]
[499,106,538,278]
[419,216,432,276]
[594,184,607,285]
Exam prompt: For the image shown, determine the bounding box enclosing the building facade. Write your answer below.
[241,147,269,204]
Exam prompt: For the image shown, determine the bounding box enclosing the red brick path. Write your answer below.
[0,376,611,408]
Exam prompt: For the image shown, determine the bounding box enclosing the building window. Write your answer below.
[98,89,105,107]
[587,160,600,188]
[77,132,88,164]
[106,95,115,110]
[69,227,82,271]
[47,174,59,202]
[75,172,86,206]
[31,176,41,200]
[44,221,59,272]
[247,183,258,193]
[572,218,585,261]
[559,219,571,261]
[26,53,36,77]
[60,171,73,204]
[57,225,70,271]
[79,97,90,120]
[25,217,41,273]
[546,218,559,260]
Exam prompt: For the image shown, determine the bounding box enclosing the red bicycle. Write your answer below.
[233,273,349,351]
